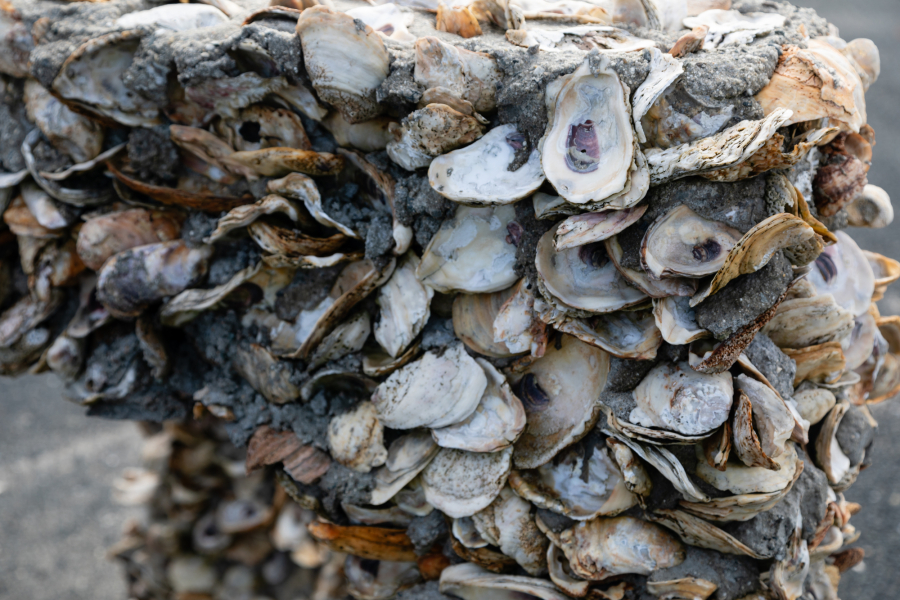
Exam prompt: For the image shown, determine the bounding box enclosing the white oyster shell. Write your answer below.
[374,253,434,359]
[417,205,518,293]
[327,401,388,473]
[414,37,501,113]
[695,443,800,494]
[631,361,733,435]
[472,487,549,575]
[371,343,486,430]
[421,446,513,518]
[440,563,571,600]
[428,124,545,205]
[632,48,684,144]
[370,431,439,506]
[432,359,526,453]
[807,231,875,318]
[653,296,709,345]
[541,57,637,206]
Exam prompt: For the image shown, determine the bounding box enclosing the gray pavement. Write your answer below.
[1,1,900,599]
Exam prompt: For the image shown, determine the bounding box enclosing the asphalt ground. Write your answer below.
[0,1,899,598]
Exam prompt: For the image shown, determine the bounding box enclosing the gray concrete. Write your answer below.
[0,1,899,599]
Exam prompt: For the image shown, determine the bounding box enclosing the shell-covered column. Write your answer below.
[0,0,893,598]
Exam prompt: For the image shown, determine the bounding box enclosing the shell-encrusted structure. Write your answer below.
[0,0,893,598]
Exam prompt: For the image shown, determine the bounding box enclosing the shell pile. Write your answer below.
[0,0,895,598]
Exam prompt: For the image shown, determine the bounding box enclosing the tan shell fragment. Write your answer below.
[755,40,866,132]
[309,310,371,368]
[769,527,809,600]
[453,285,521,358]
[646,108,793,184]
[323,113,395,153]
[421,446,513,518]
[436,2,482,37]
[509,334,609,469]
[783,343,847,386]
[691,213,818,306]
[205,195,306,244]
[374,253,433,359]
[509,439,637,520]
[372,342,486,429]
[327,401,388,473]
[215,105,311,152]
[641,205,743,279]
[539,516,685,581]
[814,403,853,487]
[267,173,359,238]
[226,148,343,178]
[233,343,300,404]
[646,577,718,600]
[414,37,501,113]
[863,250,900,302]
[793,386,837,426]
[295,6,390,123]
[417,205,518,294]
[75,209,183,271]
[763,295,854,350]
[370,431,439,506]
[386,103,485,171]
[432,358,526,453]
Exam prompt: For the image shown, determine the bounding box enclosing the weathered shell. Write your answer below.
[632,48,684,144]
[653,296,710,345]
[374,253,433,359]
[267,173,359,238]
[541,57,638,206]
[387,103,485,171]
[327,401,388,473]
[372,343,486,429]
[555,310,662,360]
[233,343,301,404]
[646,109,792,184]
[439,563,571,600]
[539,515,685,581]
[471,487,549,575]
[547,543,590,597]
[509,438,637,520]
[641,205,743,279]
[733,375,794,465]
[427,124,544,205]
[762,294,854,349]
[295,6,390,123]
[432,359,526,453]
[323,113,395,153]
[421,446,513,518]
[784,342,847,386]
[647,508,767,559]
[814,403,853,487]
[756,40,866,132]
[52,31,160,126]
[631,361,733,436]
[370,431,440,506]
[606,235,698,298]
[493,278,548,357]
[417,205,518,294]
[345,3,416,42]
[536,224,647,313]
[646,577,718,600]
[793,385,837,426]
[24,80,103,164]
[691,213,818,306]
[414,37,501,113]
[864,249,900,302]
[769,526,809,600]
[695,442,799,494]
[345,557,420,600]
[555,204,646,251]
[96,241,213,319]
[682,9,785,48]
[77,208,184,271]
[226,147,343,178]
[509,334,609,469]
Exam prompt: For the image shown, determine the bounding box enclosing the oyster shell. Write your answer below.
[417,205,518,294]
[370,431,440,506]
[539,515,685,581]
[493,278,549,357]
[647,509,766,559]
[541,57,641,207]
[374,253,433,359]
[653,296,709,345]
[509,436,637,520]
[387,103,485,171]
[421,446,513,518]
[372,342,486,429]
[295,6,390,123]
[555,204,646,251]
[632,48,684,145]
[471,487,549,575]
[641,205,743,279]
[439,563,571,600]
[631,361,733,436]
[682,9,785,48]
[96,241,213,319]
[806,231,875,318]
[695,442,799,494]
[345,3,416,43]
[606,234,698,298]
[509,334,609,469]
[24,80,103,164]
[762,294,854,349]
[414,37,501,113]
[327,401,388,473]
[77,209,184,271]
[554,310,663,360]
[428,124,544,205]
[432,359,526,453]
[536,224,647,314]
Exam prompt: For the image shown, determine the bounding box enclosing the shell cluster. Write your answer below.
[0,0,895,599]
